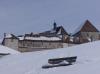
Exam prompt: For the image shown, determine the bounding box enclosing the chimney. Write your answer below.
[4,33,6,38]
[53,22,57,30]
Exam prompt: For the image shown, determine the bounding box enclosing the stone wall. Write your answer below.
[3,38,18,50]
[18,40,63,52]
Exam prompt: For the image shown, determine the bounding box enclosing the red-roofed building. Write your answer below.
[73,20,100,43]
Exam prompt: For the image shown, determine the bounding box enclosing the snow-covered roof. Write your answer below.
[72,21,85,35]
[18,36,24,40]
[0,41,100,74]
[4,33,18,39]
[0,45,20,54]
[5,34,12,38]
[4,33,61,41]
[18,36,61,41]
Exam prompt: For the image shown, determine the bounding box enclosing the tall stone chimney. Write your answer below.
[4,33,6,38]
[53,22,57,30]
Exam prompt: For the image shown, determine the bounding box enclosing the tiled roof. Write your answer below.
[73,20,99,36]
[80,20,99,32]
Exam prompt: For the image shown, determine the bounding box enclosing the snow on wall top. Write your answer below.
[4,33,62,41]
[18,36,61,41]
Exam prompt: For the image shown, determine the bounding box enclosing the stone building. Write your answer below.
[2,20,100,52]
[72,20,100,44]
[2,22,69,52]
[2,34,19,50]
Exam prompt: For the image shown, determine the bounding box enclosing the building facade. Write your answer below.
[2,20,100,52]
[72,20,100,44]
[2,22,69,52]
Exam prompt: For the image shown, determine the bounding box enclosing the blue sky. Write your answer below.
[0,0,100,37]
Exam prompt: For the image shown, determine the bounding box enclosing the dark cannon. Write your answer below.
[42,56,77,69]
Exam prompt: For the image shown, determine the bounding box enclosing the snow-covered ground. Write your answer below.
[0,41,100,74]
[0,45,20,54]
